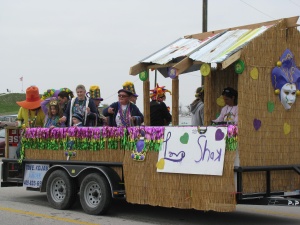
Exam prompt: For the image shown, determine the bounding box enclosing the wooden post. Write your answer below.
[172,77,179,126]
[143,71,150,125]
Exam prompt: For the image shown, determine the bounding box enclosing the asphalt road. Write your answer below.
[0,186,300,225]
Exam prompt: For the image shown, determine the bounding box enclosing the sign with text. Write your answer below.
[8,128,22,146]
[23,164,49,188]
[157,126,227,176]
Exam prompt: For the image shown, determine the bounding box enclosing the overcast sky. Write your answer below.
[0,0,300,111]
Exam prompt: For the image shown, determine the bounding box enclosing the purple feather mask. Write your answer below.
[271,49,300,110]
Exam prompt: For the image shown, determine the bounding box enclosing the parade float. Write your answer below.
[2,16,300,215]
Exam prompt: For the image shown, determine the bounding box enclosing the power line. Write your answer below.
[239,0,275,20]
[290,0,300,8]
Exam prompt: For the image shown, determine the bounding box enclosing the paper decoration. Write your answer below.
[180,132,189,144]
[216,96,225,106]
[156,158,165,169]
[139,71,148,81]
[267,101,275,113]
[215,129,225,141]
[168,67,177,79]
[250,67,258,79]
[235,59,245,74]
[200,63,211,76]
[284,122,291,135]
[253,119,261,131]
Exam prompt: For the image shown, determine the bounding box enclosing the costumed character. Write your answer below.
[150,83,172,126]
[16,86,45,158]
[103,83,144,127]
[271,49,300,110]
[16,86,45,128]
[190,86,204,126]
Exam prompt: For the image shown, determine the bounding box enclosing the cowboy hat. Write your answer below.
[16,86,43,109]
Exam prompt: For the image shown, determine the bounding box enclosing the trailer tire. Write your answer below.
[80,173,111,215]
[46,170,77,210]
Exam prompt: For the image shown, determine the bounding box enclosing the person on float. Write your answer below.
[15,86,45,158]
[44,98,63,128]
[60,84,98,127]
[86,85,106,126]
[150,83,172,126]
[190,86,204,126]
[16,86,45,128]
[271,49,300,110]
[71,113,83,127]
[103,84,144,127]
[212,87,238,125]
[121,81,139,104]
[40,88,73,114]
[57,89,74,112]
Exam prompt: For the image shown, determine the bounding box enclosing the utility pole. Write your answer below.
[202,0,208,33]
[202,0,208,85]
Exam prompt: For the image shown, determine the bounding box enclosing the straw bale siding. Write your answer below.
[206,19,300,193]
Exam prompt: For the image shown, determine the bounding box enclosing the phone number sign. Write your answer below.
[23,164,49,188]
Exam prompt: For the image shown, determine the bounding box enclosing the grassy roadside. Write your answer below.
[0,93,26,115]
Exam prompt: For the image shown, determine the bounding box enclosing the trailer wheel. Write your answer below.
[46,170,77,210]
[80,173,111,215]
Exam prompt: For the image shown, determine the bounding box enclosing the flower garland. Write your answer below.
[226,125,238,151]
[126,127,165,152]
[21,127,127,153]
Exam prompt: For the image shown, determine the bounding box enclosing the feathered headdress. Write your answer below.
[271,49,300,95]
[150,83,171,100]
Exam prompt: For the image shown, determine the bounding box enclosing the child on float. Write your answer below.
[72,113,83,127]
[44,98,63,128]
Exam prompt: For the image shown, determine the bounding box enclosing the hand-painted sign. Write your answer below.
[157,126,226,176]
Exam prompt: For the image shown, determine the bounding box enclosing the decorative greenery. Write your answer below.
[20,126,238,161]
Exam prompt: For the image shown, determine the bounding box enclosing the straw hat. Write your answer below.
[16,86,43,109]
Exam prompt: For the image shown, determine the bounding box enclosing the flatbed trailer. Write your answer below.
[2,16,300,215]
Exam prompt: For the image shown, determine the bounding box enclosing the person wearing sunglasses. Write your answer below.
[212,87,238,125]
[103,89,144,127]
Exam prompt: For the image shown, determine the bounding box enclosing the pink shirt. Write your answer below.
[213,105,238,125]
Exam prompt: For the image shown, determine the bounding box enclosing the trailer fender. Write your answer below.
[41,165,123,198]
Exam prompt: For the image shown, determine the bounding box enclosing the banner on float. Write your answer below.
[23,164,49,188]
[156,126,226,176]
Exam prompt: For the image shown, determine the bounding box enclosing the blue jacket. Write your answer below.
[103,102,144,127]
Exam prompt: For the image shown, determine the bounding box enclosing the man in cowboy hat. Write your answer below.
[16,85,45,159]
[16,85,45,128]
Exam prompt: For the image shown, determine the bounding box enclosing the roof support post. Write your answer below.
[172,77,179,126]
[143,70,150,126]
